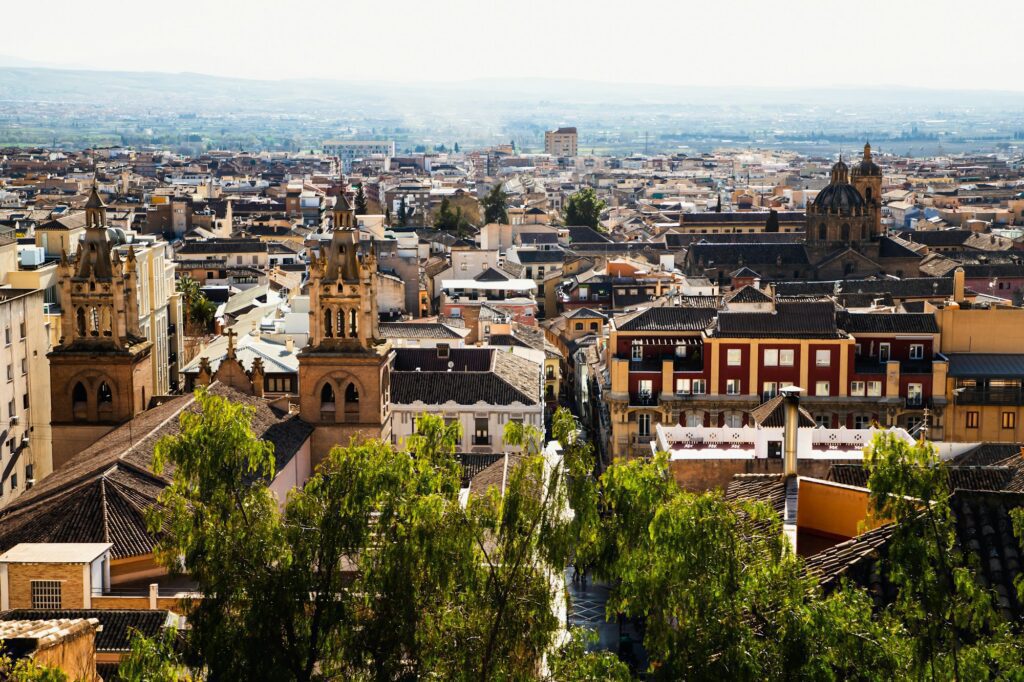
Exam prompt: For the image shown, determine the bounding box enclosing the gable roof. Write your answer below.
[390,348,540,406]
[0,609,172,653]
[749,396,816,428]
[724,474,786,514]
[616,306,717,332]
[715,301,843,339]
[725,285,774,304]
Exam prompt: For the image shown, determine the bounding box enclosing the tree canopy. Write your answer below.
[131,393,1024,681]
[481,183,509,224]
[563,188,606,230]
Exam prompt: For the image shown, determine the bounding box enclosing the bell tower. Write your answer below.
[298,225,392,465]
[48,187,154,469]
[850,141,883,238]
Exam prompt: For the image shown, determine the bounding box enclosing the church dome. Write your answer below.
[812,158,865,215]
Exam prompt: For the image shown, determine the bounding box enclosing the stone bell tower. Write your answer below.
[48,187,154,469]
[298,217,393,466]
[850,141,883,238]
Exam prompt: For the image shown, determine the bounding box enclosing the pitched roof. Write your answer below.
[616,306,717,332]
[390,348,540,406]
[826,463,1014,491]
[804,490,1024,620]
[749,396,816,428]
[715,301,843,339]
[724,474,786,514]
[952,443,1024,467]
[689,242,810,266]
[378,322,464,340]
[474,267,512,282]
[946,354,1024,379]
[0,384,312,559]
[725,285,773,304]
[838,312,939,334]
[564,307,607,320]
[0,609,171,653]
[775,277,954,299]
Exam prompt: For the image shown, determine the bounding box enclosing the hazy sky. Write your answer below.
[4,0,1023,90]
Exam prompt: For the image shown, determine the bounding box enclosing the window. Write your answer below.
[867,381,883,397]
[725,413,743,428]
[638,380,653,400]
[815,349,831,367]
[637,414,651,437]
[18,322,25,339]
[5,365,10,381]
[685,413,703,427]
[3,327,9,345]
[850,381,866,396]
[31,580,61,609]
[10,472,16,491]
[631,344,643,361]
[575,322,583,331]
[815,414,831,428]
[675,379,690,395]
[966,411,979,429]
[763,349,779,366]
[691,379,706,394]
[474,417,490,445]
[762,382,778,400]
[236,256,243,265]
[879,343,891,363]
[909,344,924,360]
[1003,412,1016,429]
[907,383,923,407]
[854,415,871,429]
[726,379,741,395]
[20,359,26,375]
[779,349,795,366]
[727,349,741,366]
[320,383,336,410]
[7,400,13,418]
[815,381,830,396]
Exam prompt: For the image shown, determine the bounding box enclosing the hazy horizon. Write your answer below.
[3,0,1023,91]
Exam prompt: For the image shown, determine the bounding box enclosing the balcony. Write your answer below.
[955,389,1024,406]
[629,392,657,407]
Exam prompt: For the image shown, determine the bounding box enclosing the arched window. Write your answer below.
[349,309,358,338]
[343,383,359,421]
[323,308,333,337]
[72,382,87,410]
[320,383,336,410]
[865,187,873,202]
[818,224,827,241]
[101,307,112,336]
[98,381,113,405]
[90,307,100,335]
[76,308,86,337]
[841,223,850,241]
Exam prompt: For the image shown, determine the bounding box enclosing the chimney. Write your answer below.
[953,266,965,303]
[780,385,802,553]
[781,385,802,477]
[285,335,294,353]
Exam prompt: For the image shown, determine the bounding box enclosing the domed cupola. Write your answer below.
[811,156,866,217]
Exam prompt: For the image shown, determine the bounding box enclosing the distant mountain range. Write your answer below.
[2,65,1024,114]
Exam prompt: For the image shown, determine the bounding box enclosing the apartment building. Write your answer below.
[544,127,578,157]
[322,140,396,173]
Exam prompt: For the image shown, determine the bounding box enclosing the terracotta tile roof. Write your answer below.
[0,384,311,559]
[826,463,1014,491]
[749,396,816,428]
[616,306,717,332]
[390,348,540,406]
[715,301,843,339]
[724,474,786,514]
[838,312,939,334]
[1,609,171,653]
[804,490,1024,620]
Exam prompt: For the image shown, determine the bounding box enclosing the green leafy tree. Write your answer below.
[147,390,589,680]
[176,274,216,333]
[548,629,631,682]
[118,628,193,682]
[481,183,509,224]
[563,188,606,231]
[353,184,368,215]
[397,197,408,227]
[864,433,1024,679]
[0,651,68,682]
